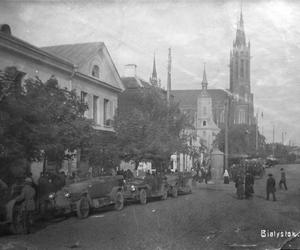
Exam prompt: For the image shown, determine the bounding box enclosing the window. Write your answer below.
[203,120,207,126]
[220,110,225,123]
[238,110,246,124]
[93,95,99,124]
[81,91,87,103]
[246,60,249,79]
[92,65,100,78]
[203,106,207,115]
[240,59,244,78]
[104,99,113,127]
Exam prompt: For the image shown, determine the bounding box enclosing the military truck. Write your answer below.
[123,174,168,205]
[48,175,124,219]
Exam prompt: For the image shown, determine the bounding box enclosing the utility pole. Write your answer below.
[224,98,229,170]
[167,48,172,105]
[255,111,258,152]
[272,124,275,157]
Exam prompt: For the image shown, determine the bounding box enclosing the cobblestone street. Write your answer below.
[0,164,299,250]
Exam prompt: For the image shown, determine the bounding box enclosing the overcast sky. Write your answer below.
[1,0,300,145]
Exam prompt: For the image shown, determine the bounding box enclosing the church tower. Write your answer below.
[149,54,161,87]
[229,9,254,125]
[196,65,220,151]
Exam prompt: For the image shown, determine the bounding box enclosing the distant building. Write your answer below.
[172,8,255,154]
[149,54,161,87]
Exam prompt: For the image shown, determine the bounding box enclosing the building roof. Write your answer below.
[42,42,104,67]
[121,76,151,89]
[171,89,228,108]
[41,42,124,91]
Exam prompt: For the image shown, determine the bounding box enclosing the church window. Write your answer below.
[203,106,207,115]
[220,110,225,123]
[246,60,249,79]
[235,60,238,79]
[238,110,246,124]
[92,65,100,78]
[240,59,244,78]
[203,121,207,126]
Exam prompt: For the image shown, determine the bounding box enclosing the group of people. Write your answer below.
[224,166,288,201]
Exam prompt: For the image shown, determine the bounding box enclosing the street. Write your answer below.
[1,164,300,250]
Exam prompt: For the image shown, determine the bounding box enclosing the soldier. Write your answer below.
[245,171,254,199]
[266,173,276,201]
[279,168,287,190]
[15,177,36,233]
[235,174,244,199]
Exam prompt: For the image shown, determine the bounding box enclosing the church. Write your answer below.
[171,9,255,152]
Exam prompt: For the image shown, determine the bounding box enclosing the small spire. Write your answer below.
[201,63,208,93]
[152,53,157,79]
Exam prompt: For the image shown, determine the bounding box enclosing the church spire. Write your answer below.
[202,63,208,90]
[152,53,157,79]
[234,3,246,47]
[150,52,160,87]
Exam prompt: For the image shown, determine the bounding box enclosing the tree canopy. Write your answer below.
[115,86,189,168]
[0,67,94,180]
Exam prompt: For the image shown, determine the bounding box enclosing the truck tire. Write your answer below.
[161,188,168,200]
[139,189,147,205]
[114,191,124,211]
[10,205,28,234]
[171,187,178,198]
[76,197,89,219]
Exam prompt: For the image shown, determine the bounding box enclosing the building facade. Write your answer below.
[0,24,124,177]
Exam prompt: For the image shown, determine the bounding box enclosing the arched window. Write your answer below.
[203,106,207,115]
[203,120,207,126]
[92,65,100,78]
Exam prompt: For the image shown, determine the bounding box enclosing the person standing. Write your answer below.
[245,171,254,199]
[279,168,287,190]
[266,173,276,201]
[15,177,36,233]
[235,174,244,199]
[223,169,230,184]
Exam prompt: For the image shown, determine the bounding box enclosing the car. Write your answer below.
[123,174,168,205]
[165,172,193,197]
[48,175,124,219]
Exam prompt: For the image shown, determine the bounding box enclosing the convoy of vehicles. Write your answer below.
[0,170,194,235]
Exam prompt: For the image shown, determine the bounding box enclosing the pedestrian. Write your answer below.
[15,177,36,233]
[279,168,287,190]
[223,169,229,184]
[235,174,244,199]
[245,171,254,199]
[266,173,276,201]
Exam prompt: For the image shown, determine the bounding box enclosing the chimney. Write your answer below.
[124,64,137,77]
[0,24,11,35]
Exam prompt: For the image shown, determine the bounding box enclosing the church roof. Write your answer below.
[171,89,228,108]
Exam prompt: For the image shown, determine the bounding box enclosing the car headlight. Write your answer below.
[48,192,56,200]
[64,192,71,198]
[130,185,136,191]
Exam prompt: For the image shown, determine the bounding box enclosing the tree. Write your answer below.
[0,67,94,181]
[114,86,189,170]
[214,124,266,157]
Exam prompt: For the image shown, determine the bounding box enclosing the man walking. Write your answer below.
[266,173,276,201]
[245,171,254,199]
[279,168,287,190]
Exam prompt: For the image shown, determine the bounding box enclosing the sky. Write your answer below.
[0,0,300,145]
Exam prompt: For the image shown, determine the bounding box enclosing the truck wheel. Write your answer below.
[76,197,89,219]
[139,189,147,205]
[114,191,124,211]
[10,206,28,234]
[161,188,168,200]
[171,187,178,198]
